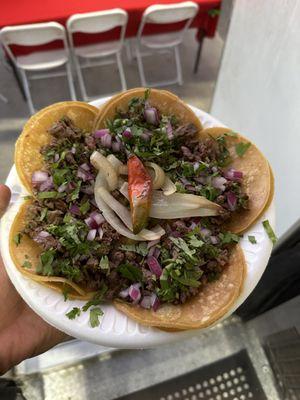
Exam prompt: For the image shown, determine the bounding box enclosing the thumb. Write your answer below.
[0,185,11,219]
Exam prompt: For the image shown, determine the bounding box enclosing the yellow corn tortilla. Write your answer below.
[115,244,246,330]
[93,88,203,133]
[200,127,273,234]
[15,101,98,194]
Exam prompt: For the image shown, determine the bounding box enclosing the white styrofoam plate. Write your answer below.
[0,98,275,348]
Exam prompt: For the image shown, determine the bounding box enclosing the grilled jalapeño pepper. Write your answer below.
[127,155,153,234]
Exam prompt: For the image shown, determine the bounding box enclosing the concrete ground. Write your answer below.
[0,29,224,183]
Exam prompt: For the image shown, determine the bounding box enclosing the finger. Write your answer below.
[0,184,11,219]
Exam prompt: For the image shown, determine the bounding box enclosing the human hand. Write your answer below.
[0,184,67,375]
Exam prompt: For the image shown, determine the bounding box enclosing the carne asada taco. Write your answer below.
[15,101,98,194]
[199,127,273,233]
[10,89,254,330]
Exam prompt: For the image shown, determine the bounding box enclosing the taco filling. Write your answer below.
[13,91,249,317]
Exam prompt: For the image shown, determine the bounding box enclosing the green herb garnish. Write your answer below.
[89,307,103,328]
[262,220,277,244]
[248,235,257,244]
[118,263,143,282]
[66,307,81,320]
[120,242,148,256]
[22,260,32,269]
[13,233,22,246]
[37,191,58,199]
[235,142,251,157]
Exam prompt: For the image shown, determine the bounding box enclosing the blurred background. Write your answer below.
[1,1,300,399]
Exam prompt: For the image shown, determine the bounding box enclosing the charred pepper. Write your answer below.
[127,155,153,234]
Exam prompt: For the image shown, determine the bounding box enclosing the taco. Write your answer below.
[199,127,273,233]
[10,89,252,330]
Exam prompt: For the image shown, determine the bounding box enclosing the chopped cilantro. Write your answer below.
[39,208,48,221]
[89,307,103,328]
[99,256,109,271]
[248,235,257,244]
[70,181,81,201]
[22,260,32,269]
[62,287,69,301]
[80,200,90,215]
[235,142,251,157]
[262,220,277,244]
[189,235,204,248]
[22,195,33,201]
[37,249,56,275]
[37,191,58,199]
[170,237,196,261]
[118,263,143,282]
[219,232,240,244]
[13,233,22,246]
[66,307,81,320]
[120,242,148,256]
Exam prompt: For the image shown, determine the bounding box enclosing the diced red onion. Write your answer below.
[144,107,159,125]
[37,230,51,239]
[190,221,197,230]
[70,204,80,215]
[148,246,156,257]
[147,256,162,277]
[90,211,105,226]
[98,227,104,239]
[224,168,243,181]
[94,129,110,138]
[166,122,173,139]
[151,293,160,312]
[129,284,141,302]
[147,239,160,249]
[201,228,212,237]
[180,177,191,186]
[80,163,90,171]
[122,128,132,139]
[39,176,54,192]
[193,162,200,171]
[119,287,129,298]
[71,146,76,154]
[153,247,161,259]
[212,176,227,191]
[186,185,196,192]
[85,216,99,229]
[112,141,121,152]
[58,183,67,193]
[210,235,219,244]
[101,133,112,148]
[54,154,59,162]
[87,229,97,241]
[77,167,94,182]
[212,166,218,173]
[140,295,152,309]
[32,171,49,185]
[227,191,237,211]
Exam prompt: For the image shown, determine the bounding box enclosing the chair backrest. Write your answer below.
[67,8,128,34]
[137,1,198,43]
[0,22,68,66]
[0,22,66,47]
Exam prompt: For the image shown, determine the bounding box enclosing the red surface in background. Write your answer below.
[1,0,220,56]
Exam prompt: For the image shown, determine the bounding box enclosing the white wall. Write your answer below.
[211,0,300,236]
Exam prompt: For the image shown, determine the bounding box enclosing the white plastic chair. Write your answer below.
[67,9,128,101]
[0,22,76,114]
[135,1,199,87]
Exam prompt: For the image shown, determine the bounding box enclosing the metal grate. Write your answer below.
[114,350,266,400]
[264,327,300,400]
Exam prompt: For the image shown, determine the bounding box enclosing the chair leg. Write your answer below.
[174,46,183,86]
[136,46,147,87]
[20,69,35,115]
[194,29,205,74]
[66,62,77,101]
[125,40,133,63]
[116,52,127,91]
[74,56,88,101]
